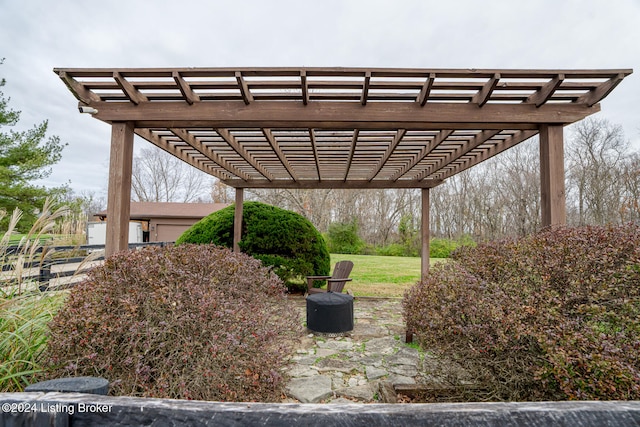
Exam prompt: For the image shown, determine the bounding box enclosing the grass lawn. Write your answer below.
[5,234,55,245]
[330,253,446,298]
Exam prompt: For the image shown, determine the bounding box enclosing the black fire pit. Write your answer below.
[306,291,354,334]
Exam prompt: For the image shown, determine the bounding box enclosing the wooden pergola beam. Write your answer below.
[234,188,244,252]
[113,71,147,105]
[59,71,102,104]
[235,71,253,105]
[300,70,309,105]
[263,128,298,180]
[105,122,134,257]
[437,130,538,180]
[55,66,632,78]
[90,101,601,129]
[343,129,359,181]
[419,130,501,180]
[391,129,454,181]
[169,128,251,181]
[309,129,322,181]
[421,188,430,278]
[361,71,371,106]
[577,72,626,107]
[224,178,442,189]
[527,74,564,107]
[135,128,232,182]
[472,73,500,107]
[540,125,566,226]
[216,128,273,181]
[416,73,436,106]
[368,129,406,181]
[172,71,200,105]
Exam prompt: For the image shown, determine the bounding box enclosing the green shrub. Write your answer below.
[428,238,457,258]
[404,224,640,401]
[44,244,301,402]
[375,236,475,258]
[375,243,407,257]
[397,215,420,256]
[177,202,330,288]
[326,220,364,254]
[430,236,475,258]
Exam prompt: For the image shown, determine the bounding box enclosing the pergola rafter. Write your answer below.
[54,66,632,275]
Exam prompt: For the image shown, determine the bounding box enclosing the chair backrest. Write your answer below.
[333,260,354,279]
[328,260,354,293]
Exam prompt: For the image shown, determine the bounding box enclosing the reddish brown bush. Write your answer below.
[404,224,640,401]
[44,244,301,402]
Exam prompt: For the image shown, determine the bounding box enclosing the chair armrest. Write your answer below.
[306,275,332,292]
[327,278,352,282]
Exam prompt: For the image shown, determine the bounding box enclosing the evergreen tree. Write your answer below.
[0,60,67,230]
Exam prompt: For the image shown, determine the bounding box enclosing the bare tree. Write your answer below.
[430,141,540,240]
[210,178,234,204]
[567,119,628,225]
[132,146,212,203]
[248,188,334,232]
[620,152,640,222]
[495,141,541,236]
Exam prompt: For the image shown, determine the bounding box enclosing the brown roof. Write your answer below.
[96,202,229,219]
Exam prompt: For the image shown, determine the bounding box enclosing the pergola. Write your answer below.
[54,67,631,276]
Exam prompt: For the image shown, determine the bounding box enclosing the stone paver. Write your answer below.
[283,296,459,403]
[285,376,333,403]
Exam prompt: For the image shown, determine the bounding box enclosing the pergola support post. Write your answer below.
[539,124,566,227]
[421,188,430,278]
[105,122,134,257]
[233,188,244,252]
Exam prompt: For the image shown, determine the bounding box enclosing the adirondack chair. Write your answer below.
[306,260,354,294]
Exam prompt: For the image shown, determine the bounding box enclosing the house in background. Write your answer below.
[94,202,229,242]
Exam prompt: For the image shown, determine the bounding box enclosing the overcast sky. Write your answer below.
[1,0,638,197]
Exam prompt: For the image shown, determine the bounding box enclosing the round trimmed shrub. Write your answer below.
[177,202,330,288]
[44,244,301,401]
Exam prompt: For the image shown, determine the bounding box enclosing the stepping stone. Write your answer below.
[386,353,420,367]
[351,324,389,338]
[285,376,333,403]
[316,340,354,351]
[366,366,388,380]
[388,364,418,377]
[336,384,376,401]
[360,355,384,367]
[389,374,416,385]
[315,348,339,358]
[316,358,360,373]
[286,365,319,378]
[332,376,346,389]
[396,346,420,358]
[292,355,319,365]
[365,337,398,354]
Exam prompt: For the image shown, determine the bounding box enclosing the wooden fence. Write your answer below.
[1,242,172,291]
